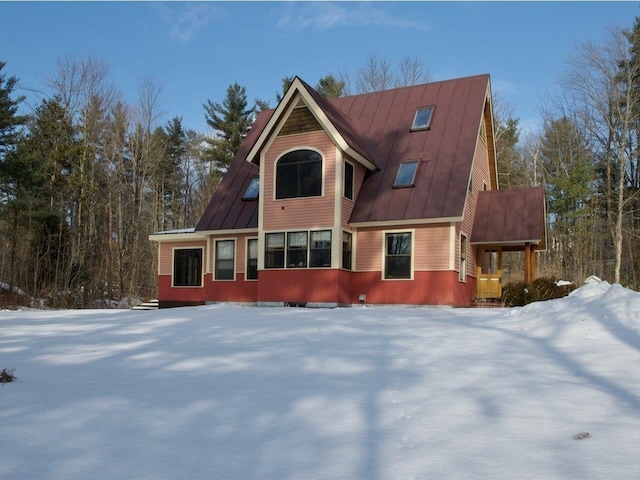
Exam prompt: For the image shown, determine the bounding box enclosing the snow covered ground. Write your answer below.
[2,280,640,479]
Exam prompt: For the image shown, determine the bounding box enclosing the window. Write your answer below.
[385,232,412,279]
[394,161,418,188]
[276,149,322,199]
[173,248,203,287]
[287,231,308,268]
[344,161,354,200]
[265,233,285,269]
[459,234,467,282]
[215,240,235,280]
[310,231,331,267]
[411,106,434,131]
[246,238,258,280]
[242,177,260,200]
[342,231,353,270]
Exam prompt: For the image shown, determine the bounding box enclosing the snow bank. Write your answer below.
[1,282,640,479]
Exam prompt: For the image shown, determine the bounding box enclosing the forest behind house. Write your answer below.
[2,17,640,308]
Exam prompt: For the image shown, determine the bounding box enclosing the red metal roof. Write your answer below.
[471,186,547,249]
[196,74,491,231]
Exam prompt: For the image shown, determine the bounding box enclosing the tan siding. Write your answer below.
[159,240,207,276]
[208,234,253,274]
[355,228,382,271]
[342,157,366,228]
[457,133,492,276]
[355,223,451,273]
[263,131,336,231]
[414,224,451,271]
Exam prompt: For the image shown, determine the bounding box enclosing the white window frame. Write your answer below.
[214,238,236,281]
[382,229,415,280]
[459,233,468,283]
[172,246,204,288]
[245,237,259,281]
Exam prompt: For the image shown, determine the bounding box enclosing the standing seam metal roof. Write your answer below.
[196,74,491,232]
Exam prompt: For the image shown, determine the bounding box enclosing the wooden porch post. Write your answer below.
[524,243,530,284]
[530,244,537,282]
[523,243,536,284]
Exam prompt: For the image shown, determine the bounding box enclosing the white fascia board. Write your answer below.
[148,231,207,242]
[349,216,462,229]
[246,77,377,171]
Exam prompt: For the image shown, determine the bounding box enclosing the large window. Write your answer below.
[385,232,412,279]
[173,248,203,287]
[342,231,352,270]
[265,230,332,269]
[310,231,331,267]
[344,161,354,200]
[276,149,322,199]
[287,232,308,268]
[215,240,235,280]
[246,238,258,280]
[265,233,285,269]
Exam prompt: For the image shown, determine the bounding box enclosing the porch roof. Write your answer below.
[471,186,547,250]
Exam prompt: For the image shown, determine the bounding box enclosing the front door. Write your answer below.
[477,247,502,299]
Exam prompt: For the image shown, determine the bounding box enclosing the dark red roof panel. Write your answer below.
[196,74,491,231]
[471,186,547,248]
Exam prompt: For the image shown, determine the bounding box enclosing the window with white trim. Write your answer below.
[287,231,308,268]
[246,238,258,280]
[173,248,203,287]
[215,240,235,280]
[459,234,467,282]
[276,149,322,199]
[344,161,354,200]
[342,231,353,270]
[384,232,412,279]
[265,233,285,269]
[310,231,331,267]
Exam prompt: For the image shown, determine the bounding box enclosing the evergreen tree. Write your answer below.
[315,74,346,99]
[203,83,255,170]
[0,61,26,155]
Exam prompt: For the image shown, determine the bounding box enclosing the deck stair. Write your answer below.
[132,299,159,310]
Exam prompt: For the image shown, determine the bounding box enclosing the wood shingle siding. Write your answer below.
[277,107,323,137]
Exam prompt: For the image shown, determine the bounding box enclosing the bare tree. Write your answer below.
[562,26,640,284]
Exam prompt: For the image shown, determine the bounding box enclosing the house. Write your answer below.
[149,74,547,308]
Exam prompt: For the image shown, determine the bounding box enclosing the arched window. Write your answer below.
[276,149,322,199]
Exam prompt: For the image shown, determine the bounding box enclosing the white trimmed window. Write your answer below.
[276,149,322,199]
[246,238,258,280]
[173,248,203,287]
[215,239,235,280]
[384,232,412,279]
[459,234,467,282]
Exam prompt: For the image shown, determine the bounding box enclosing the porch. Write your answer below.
[471,187,547,301]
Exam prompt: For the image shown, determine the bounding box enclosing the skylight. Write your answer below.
[411,107,434,131]
[394,161,418,188]
[242,177,260,200]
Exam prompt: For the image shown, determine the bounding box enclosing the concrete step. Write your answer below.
[132,299,159,310]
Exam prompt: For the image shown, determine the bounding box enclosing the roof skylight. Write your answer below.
[242,177,260,200]
[411,107,434,131]
[394,161,418,188]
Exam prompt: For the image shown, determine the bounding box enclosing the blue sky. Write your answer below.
[2,1,639,136]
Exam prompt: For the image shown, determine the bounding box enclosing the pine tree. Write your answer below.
[315,74,345,99]
[0,61,26,156]
[203,83,255,170]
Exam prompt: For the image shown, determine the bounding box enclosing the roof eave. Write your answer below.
[246,77,377,171]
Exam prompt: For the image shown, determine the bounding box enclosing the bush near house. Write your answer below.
[502,277,577,307]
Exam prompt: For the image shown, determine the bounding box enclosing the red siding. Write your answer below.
[158,275,206,304]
